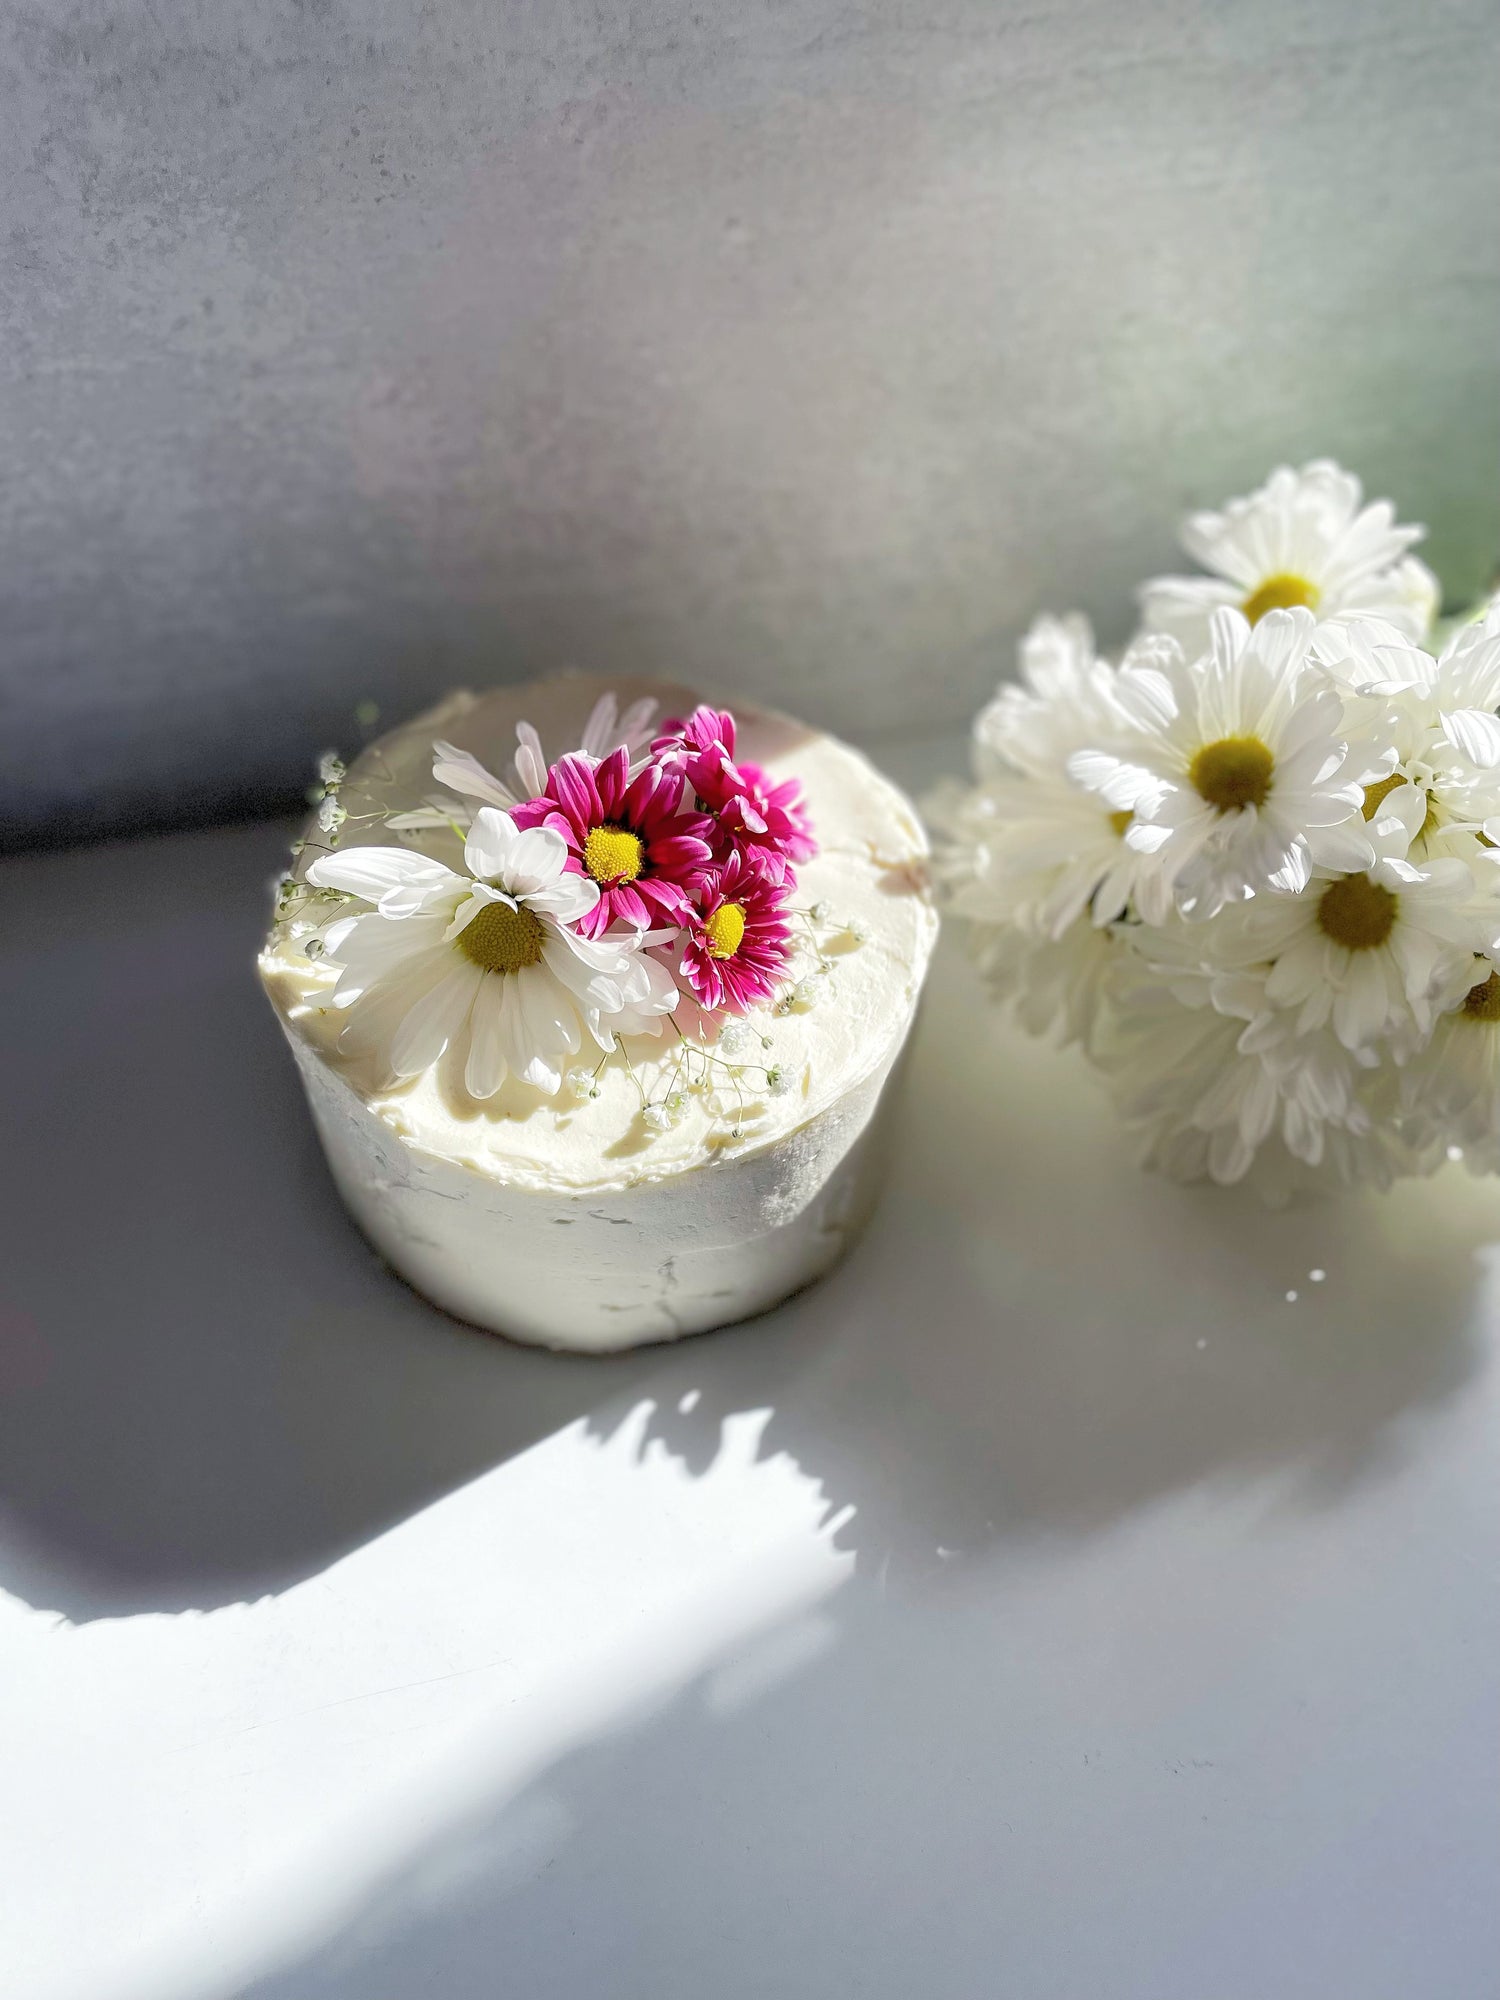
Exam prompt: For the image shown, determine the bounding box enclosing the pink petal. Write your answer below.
[650,832,714,872]
[550,754,601,833]
[610,883,650,927]
[594,746,631,815]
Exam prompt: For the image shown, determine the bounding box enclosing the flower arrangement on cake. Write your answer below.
[930,460,1500,1195]
[261,677,936,1350]
[275,695,826,1117]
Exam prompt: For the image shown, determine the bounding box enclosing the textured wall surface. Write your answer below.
[2,1,1498,845]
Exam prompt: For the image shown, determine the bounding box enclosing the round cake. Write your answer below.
[259,675,937,1351]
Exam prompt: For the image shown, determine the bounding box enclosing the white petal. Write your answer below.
[517,961,582,1059]
[1067,751,1166,812]
[431,740,518,808]
[388,962,482,1077]
[1290,780,1364,829]
[514,723,548,798]
[385,804,473,832]
[1306,820,1376,873]
[464,807,521,882]
[617,697,658,750]
[518,1049,564,1094]
[337,949,455,1057]
[506,824,571,895]
[633,951,680,1013]
[321,916,360,959]
[1266,840,1312,895]
[527,873,600,922]
[306,847,462,904]
[1369,786,1427,854]
[495,975,528,1076]
[548,926,638,977]
[329,910,452,1000]
[1441,708,1500,769]
[1124,819,1175,855]
[464,978,508,1098]
[1116,666,1181,733]
[579,693,619,760]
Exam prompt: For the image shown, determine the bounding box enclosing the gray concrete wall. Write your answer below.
[2,1,1497,845]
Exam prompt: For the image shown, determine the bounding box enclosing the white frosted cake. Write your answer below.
[260,675,937,1351]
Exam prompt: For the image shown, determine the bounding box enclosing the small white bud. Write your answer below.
[793,976,820,1009]
[317,794,347,834]
[642,1103,673,1134]
[808,900,830,923]
[317,750,347,789]
[845,917,871,944]
[717,1019,752,1057]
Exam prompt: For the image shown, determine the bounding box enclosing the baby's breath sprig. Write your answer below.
[773,900,869,1012]
[620,1014,806,1141]
[305,747,351,842]
[269,872,354,960]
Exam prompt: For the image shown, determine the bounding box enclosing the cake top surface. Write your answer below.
[260,675,937,1194]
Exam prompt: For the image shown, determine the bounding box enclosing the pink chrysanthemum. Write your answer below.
[512,747,715,938]
[677,848,795,1015]
[658,705,816,884]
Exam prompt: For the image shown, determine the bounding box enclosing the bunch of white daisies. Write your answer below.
[931,459,1500,1194]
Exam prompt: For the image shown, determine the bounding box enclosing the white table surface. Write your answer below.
[2,735,1497,2000]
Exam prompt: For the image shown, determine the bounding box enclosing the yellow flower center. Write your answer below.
[1462,971,1500,1022]
[1316,875,1397,952]
[1189,735,1275,813]
[457,899,546,974]
[704,901,747,959]
[583,823,644,885]
[1108,809,1133,837]
[1242,573,1321,624]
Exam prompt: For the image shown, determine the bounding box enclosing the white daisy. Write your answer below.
[1067,606,1375,921]
[1139,459,1439,654]
[967,913,1124,1052]
[1099,928,1380,1184]
[388,692,660,831]
[1102,985,1420,1195]
[1317,607,1500,858]
[306,807,676,1097]
[1226,789,1492,1051]
[928,614,1158,940]
[970,614,1121,781]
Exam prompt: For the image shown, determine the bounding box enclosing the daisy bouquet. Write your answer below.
[931,460,1500,1193]
[273,694,821,1112]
